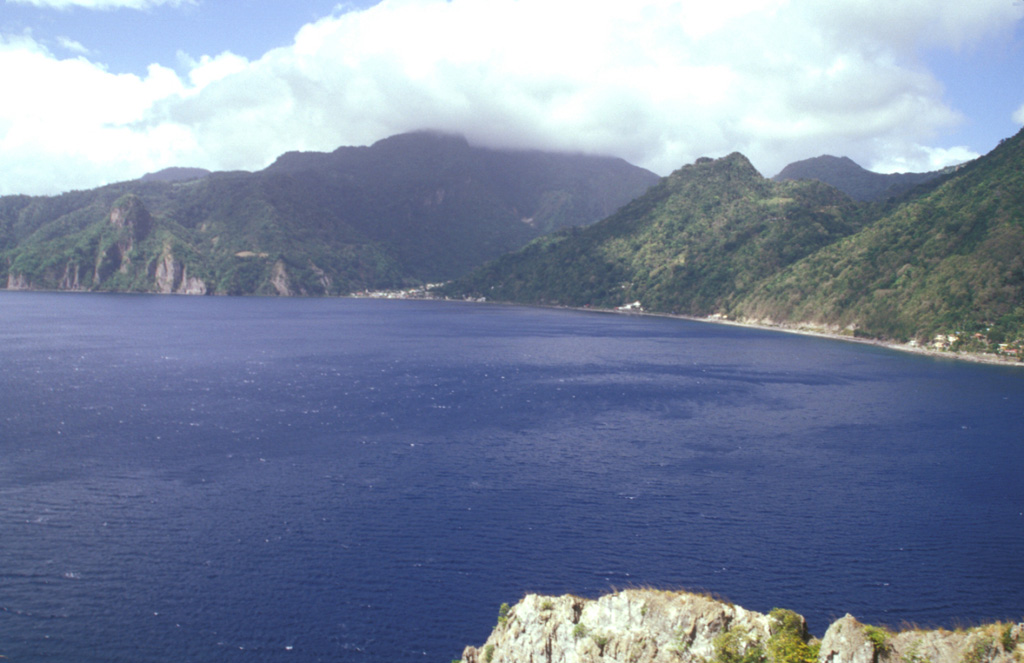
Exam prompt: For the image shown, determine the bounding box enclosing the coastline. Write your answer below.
[5,286,1020,368]
[442,296,1023,368]
[601,306,1024,368]
[355,289,1024,368]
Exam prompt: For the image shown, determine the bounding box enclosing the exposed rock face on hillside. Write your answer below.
[108,194,152,238]
[459,590,1022,663]
[103,194,152,278]
[152,248,208,294]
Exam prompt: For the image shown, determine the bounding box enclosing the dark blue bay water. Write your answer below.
[2,292,1023,662]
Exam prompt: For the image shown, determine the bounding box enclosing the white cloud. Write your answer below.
[1,0,1022,195]
[870,144,979,174]
[55,36,90,55]
[1014,103,1024,125]
[180,51,251,89]
[7,0,189,8]
[0,34,195,193]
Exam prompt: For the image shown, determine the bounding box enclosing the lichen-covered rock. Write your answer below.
[461,590,776,663]
[819,615,879,663]
[887,622,1023,663]
[459,591,1022,663]
[819,614,1024,663]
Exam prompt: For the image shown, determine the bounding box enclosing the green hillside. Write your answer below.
[441,152,865,314]
[735,129,1024,348]
[444,128,1024,355]
[0,132,658,296]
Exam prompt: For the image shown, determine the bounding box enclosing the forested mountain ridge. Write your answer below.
[440,152,866,314]
[443,128,1024,354]
[0,132,658,296]
[735,129,1024,349]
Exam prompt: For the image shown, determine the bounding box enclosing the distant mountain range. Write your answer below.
[443,129,1024,353]
[139,167,212,183]
[772,154,949,201]
[0,132,658,295]
[6,127,1019,355]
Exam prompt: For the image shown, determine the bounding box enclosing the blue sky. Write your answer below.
[1,1,364,74]
[1,0,1022,196]
[921,26,1024,156]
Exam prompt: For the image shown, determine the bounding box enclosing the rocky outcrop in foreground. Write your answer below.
[460,590,1022,663]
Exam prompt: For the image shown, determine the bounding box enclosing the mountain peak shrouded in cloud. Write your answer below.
[1,0,1022,196]
[0,131,659,293]
[371,131,471,153]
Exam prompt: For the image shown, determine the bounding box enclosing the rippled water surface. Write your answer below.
[2,292,1023,662]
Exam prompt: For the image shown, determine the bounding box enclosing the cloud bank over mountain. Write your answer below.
[1,0,1021,195]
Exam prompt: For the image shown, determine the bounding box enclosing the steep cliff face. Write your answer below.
[152,247,208,295]
[460,590,1022,663]
[6,272,30,290]
[108,194,152,237]
[270,260,292,296]
[4,194,210,295]
[98,194,153,280]
[59,261,86,290]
